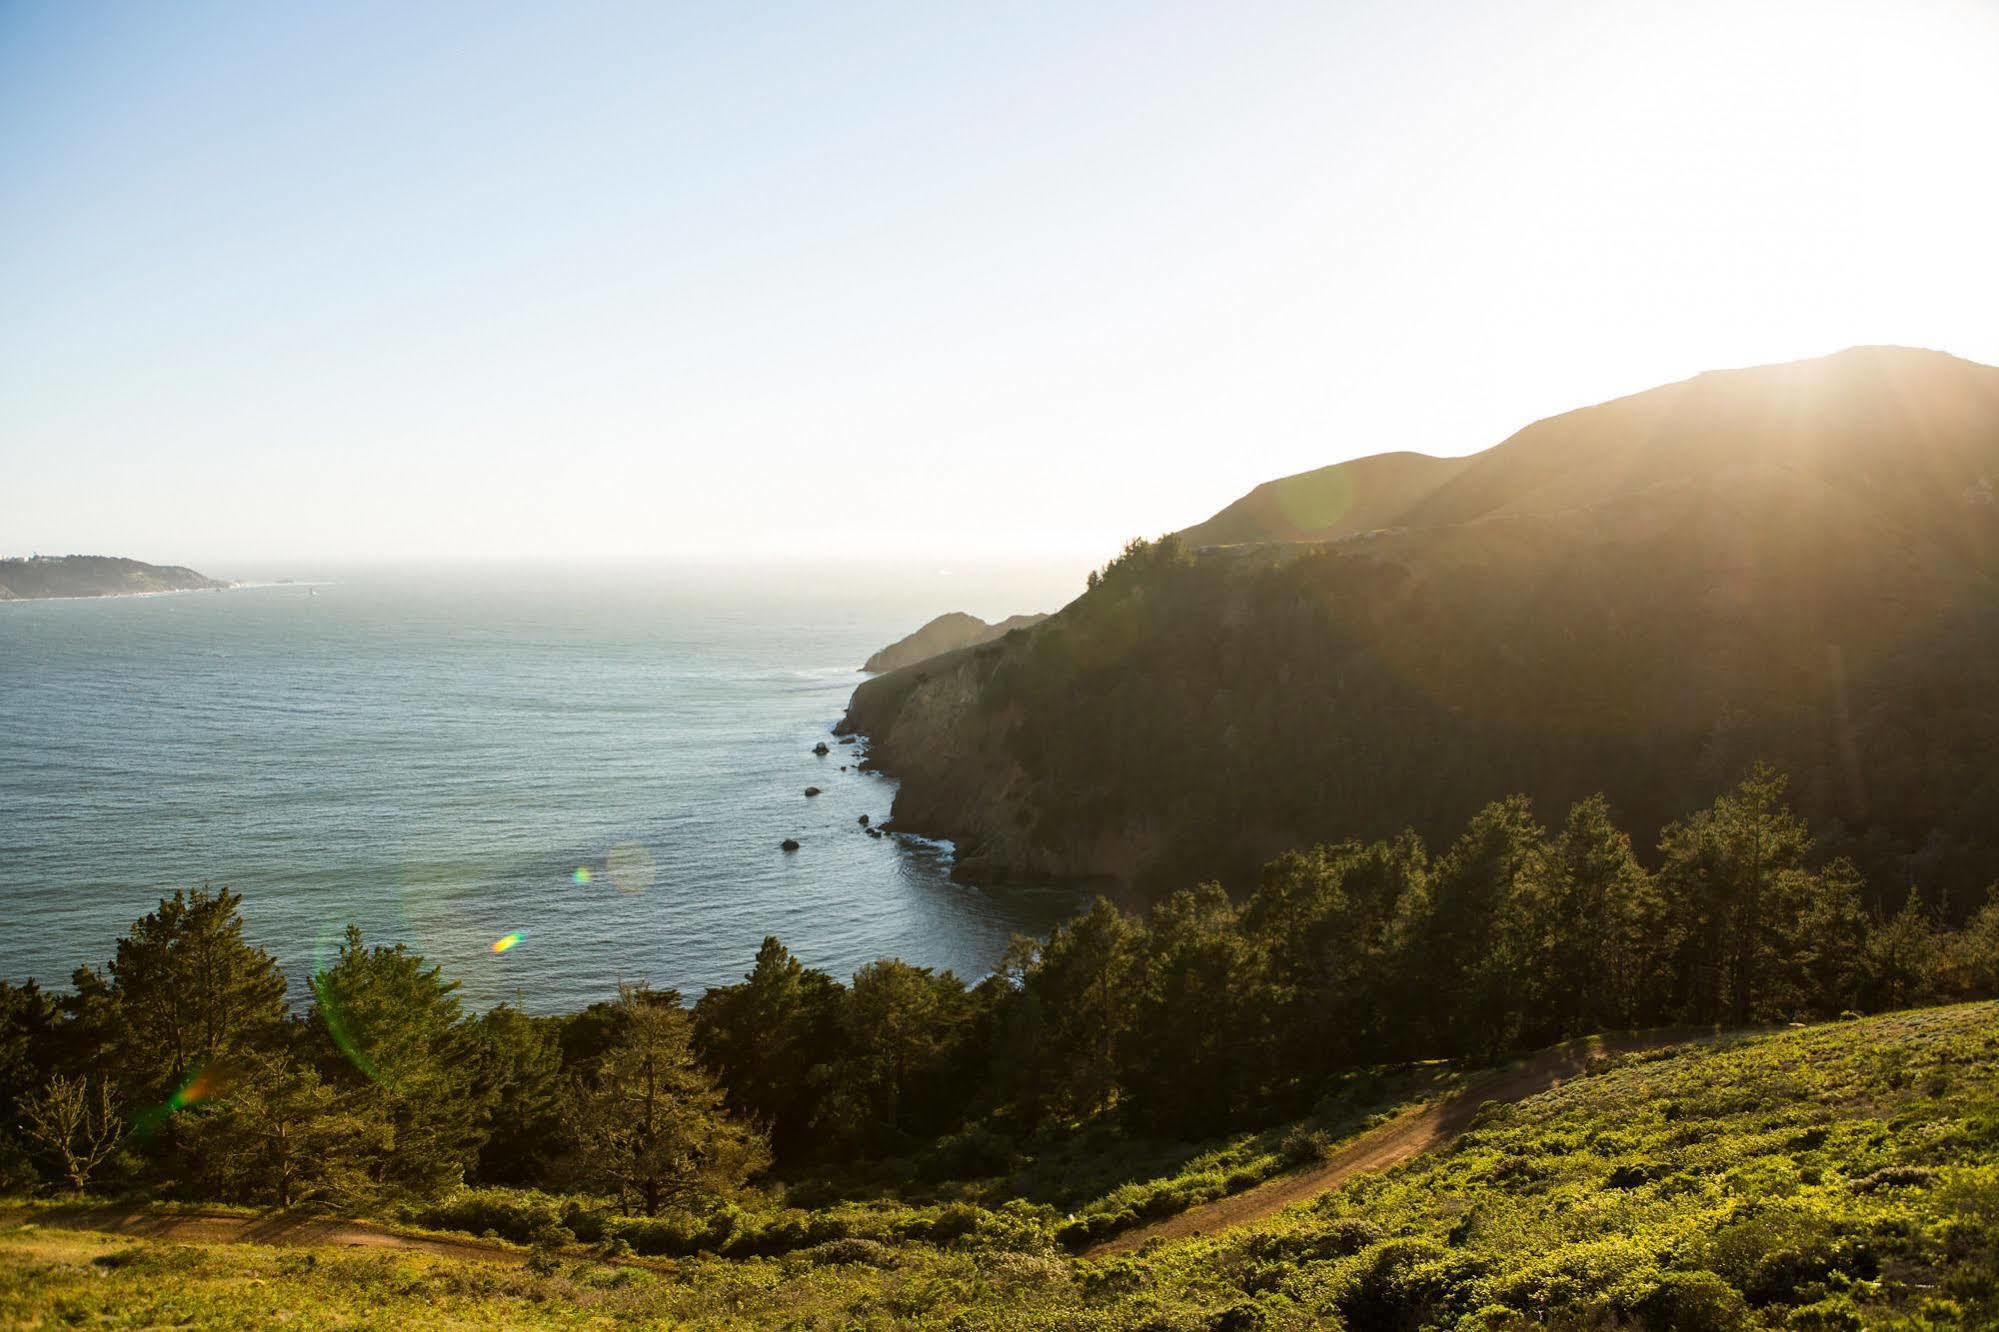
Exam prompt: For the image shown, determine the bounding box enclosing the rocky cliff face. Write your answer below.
[839,348,1999,902]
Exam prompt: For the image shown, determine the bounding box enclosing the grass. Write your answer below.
[4,1002,1995,1329]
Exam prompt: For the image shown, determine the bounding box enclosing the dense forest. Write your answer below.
[4,767,1996,1245]
[845,348,1999,903]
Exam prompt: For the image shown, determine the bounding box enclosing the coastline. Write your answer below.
[0,580,335,606]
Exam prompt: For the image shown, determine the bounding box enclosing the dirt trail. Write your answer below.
[6,1205,531,1266]
[1084,1028,1718,1258]
[9,1032,1724,1270]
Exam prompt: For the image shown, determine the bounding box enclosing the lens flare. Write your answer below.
[572,866,592,885]
[172,1063,222,1109]
[492,932,524,953]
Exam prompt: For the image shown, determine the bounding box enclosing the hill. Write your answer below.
[1177,450,1474,547]
[0,555,227,601]
[9,1002,1995,1328]
[861,610,1048,673]
[843,347,1999,902]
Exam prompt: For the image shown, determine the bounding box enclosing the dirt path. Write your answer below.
[9,1031,1726,1270]
[1084,1028,1719,1258]
[6,1205,532,1266]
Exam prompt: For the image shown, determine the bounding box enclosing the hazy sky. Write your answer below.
[5,0,1997,566]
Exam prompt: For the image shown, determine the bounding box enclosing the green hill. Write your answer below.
[0,555,226,600]
[8,1003,1995,1329]
[843,347,1999,903]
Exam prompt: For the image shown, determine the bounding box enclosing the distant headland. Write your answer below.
[861,610,1049,673]
[0,555,229,601]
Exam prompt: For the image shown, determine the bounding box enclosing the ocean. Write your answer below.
[0,561,1088,1013]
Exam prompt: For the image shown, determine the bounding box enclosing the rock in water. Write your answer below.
[780,838,801,851]
[858,814,870,826]
[803,787,821,797]
[812,742,830,755]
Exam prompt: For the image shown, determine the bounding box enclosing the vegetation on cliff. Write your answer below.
[844,347,1999,903]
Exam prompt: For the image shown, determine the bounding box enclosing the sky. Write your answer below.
[4,0,1998,568]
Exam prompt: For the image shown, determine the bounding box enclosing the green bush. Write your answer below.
[408,1188,580,1247]
[1615,1270,1752,1332]
[800,1238,897,1267]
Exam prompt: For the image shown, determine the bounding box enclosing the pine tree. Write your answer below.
[569,983,768,1216]
[691,937,845,1162]
[1417,798,1543,1057]
[472,1004,569,1187]
[1121,883,1262,1136]
[1656,764,1812,1024]
[106,887,287,1103]
[1527,795,1656,1038]
[309,927,490,1198]
[221,1050,385,1207]
[1009,899,1139,1122]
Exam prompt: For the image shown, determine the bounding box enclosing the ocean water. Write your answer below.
[0,562,1086,1012]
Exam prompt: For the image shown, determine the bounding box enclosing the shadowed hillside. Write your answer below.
[844,347,1999,903]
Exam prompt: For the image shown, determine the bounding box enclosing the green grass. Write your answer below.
[5,1003,1995,1329]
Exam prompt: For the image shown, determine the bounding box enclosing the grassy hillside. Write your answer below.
[846,347,1999,900]
[6,1002,1995,1328]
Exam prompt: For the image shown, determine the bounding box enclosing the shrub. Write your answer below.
[1605,1162,1658,1190]
[1335,1239,1480,1330]
[410,1188,581,1247]
[925,1123,1020,1179]
[1246,1217,1381,1263]
[1204,1300,1266,1331]
[1614,1270,1752,1332]
[800,1238,897,1267]
[1280,1125,1334,1165]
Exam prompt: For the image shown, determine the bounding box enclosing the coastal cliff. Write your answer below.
[0,555,228,600]
[839,347,1999,901]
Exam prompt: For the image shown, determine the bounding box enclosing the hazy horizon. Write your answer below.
[7,0,1998,563]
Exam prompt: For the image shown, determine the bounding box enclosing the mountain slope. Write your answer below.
[844,347,1999,900]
